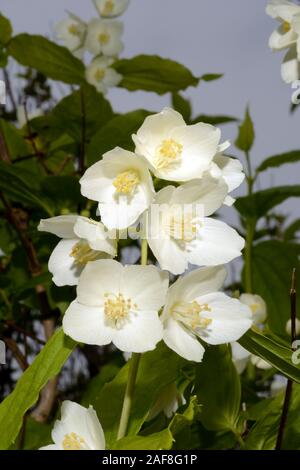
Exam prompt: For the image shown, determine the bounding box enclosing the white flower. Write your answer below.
[132,107,228,182]
[85,18,123,56]
[208,153,245,206]
[85,56,122,94]
[63,259,168,353]
[145,177,244,275]
[231,343,272,374]
[266,0,300,52]
[80,147,155,229]
[286,317,300,335]
[38,215,116,286]
[94,0,129,18]
[239,293,267,324]
[55,13,86,56]
[281,45,300,82]
[162,266,252,362]
[40,401,105,450]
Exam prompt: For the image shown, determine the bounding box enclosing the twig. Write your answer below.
[4,338,28,371]
[275,268,297,450]
[3,69,17,113]
[22,101,52,174]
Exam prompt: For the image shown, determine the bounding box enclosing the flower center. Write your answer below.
[104,293,137,329]
[68,24,81,36]
[155,139,183,169]
[164,210,198,242]
[283,21,291,33]
[94,68,106,81]
[113,170,140,195]
[62,432,88,450]
[171,301,212,332]
[102,0,114,15]
[70,241,101,265]
[98,32,110,44]
[250,303,259,314]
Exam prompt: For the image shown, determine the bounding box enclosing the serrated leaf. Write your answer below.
[0,329,76,450]
[87,109,152,165]
[257,150,300,173]
[235,185,300,219]
[235,107,254,152]
[8,34,85,85]
[113,55,199,94]
[0,14,12,45]
[51,84,113,142]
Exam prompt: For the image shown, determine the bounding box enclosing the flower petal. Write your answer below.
[121,264,169,310]
[74,216,116,255]
[77,259,123,306]
[63,300,113,346]
[38,215,78,238]
[186,217,244,266]
[48,239,82,286]
[163,318,205,362]
[112,310,163,353]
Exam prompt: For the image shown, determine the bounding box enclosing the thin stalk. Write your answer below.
[275,269,297,450]
[117,239,148,440]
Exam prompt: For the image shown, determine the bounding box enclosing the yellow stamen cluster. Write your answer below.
[250,303,259,314]
[155,139,183,169]
[113,170,140,195]
[62,432,87,450]
[102,0,114,15]
[283,21,291,33]
[98,32,110,44]
[68,24,81,36]
[104,293,137,329]
[94,68,106,81]
[172,300,212,331]
[70,241,100,266]
[165,211,197,242]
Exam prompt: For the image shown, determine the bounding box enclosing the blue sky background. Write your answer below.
[1,0,299,223]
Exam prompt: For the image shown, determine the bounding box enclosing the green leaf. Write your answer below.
[235,107,254,152]
[81,363,121,408]
[0,329,76,450]
[113,55,199,94]
[242,240,300,336]
[91,343,185,447]
[245,384,300,450]
[257,150,300,173]
[239,328,300,383]
[191,114,237,125]
[0,119,31,161]
[284,219,300,241]
[171,93,191,122]
[200,73,223,81]
[114,396,199,450]
[113,429,173,450]
[87,109,152,165]
[195,345,241,432]
[0,161,53,216]
[51,84,113,142]
[8,34,85,85]
[41,175,83,212]
[235,185,300,219]
[0,14,12,45]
